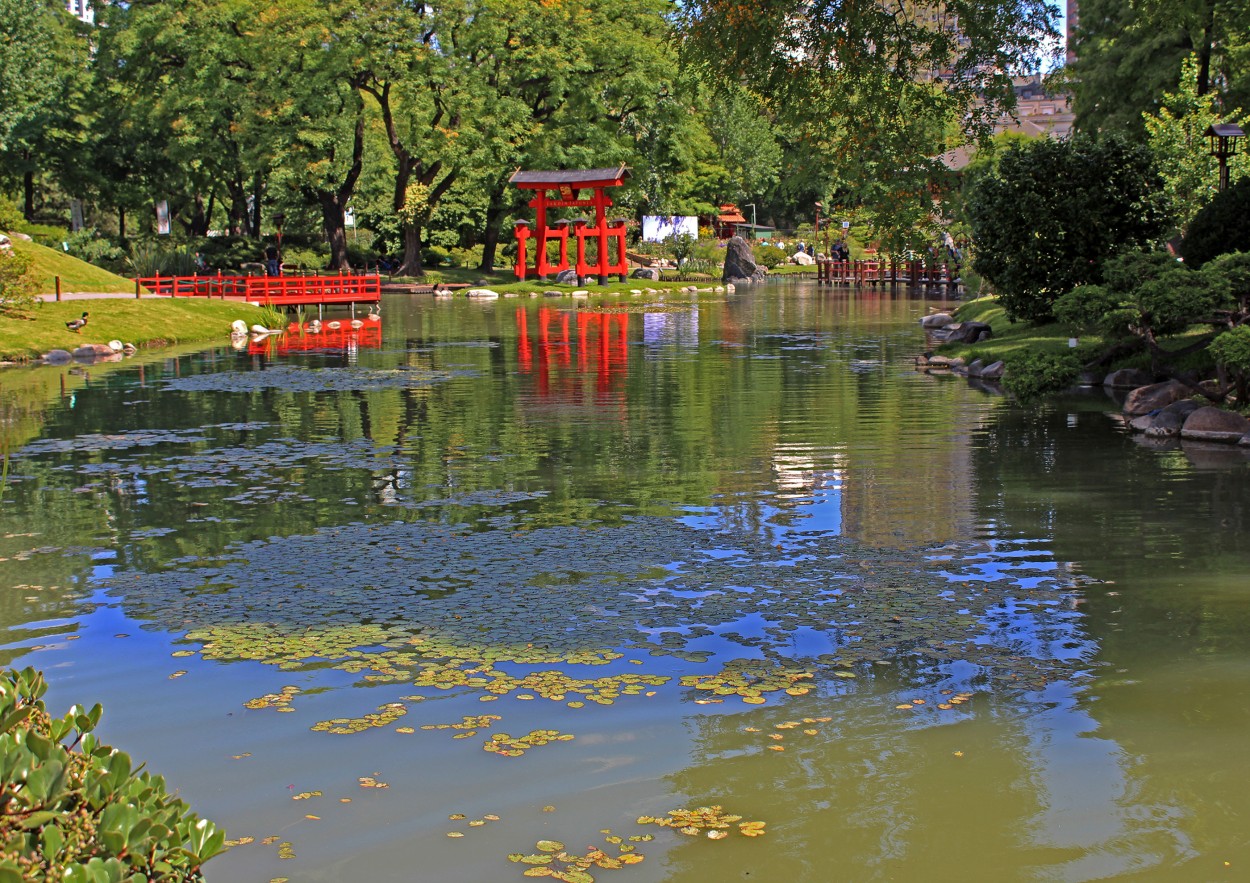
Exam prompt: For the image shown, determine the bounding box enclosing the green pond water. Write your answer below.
[2,283,1249,882]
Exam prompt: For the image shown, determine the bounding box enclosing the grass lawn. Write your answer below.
[938,297,1099,363]
[9,238,138,294]
[0,298,274,362]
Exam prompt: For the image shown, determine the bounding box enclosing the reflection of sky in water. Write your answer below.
[642,310,699,348]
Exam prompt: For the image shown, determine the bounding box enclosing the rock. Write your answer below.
[924,355,964,370]
[1103,368,1153,390]
[921,312,954,329]
[1077,370,1105,387]
[965,359,985,377]
[1123,380,1190,416]
[543,290,562,297]
[1181,406,1250,443]
[122,343,137,354]
[791,252,815,266]
[555,269,579,285]
[571,289,589,298]
[980,360,1006,380]
[43,349,73,364]
[937,321,992,344]
[721,235,767,285]
[464,288,499,299]
[1144,411,1186,437]
[725,283,735,293]
[1159,399,1203,421]
[1130,414,1156,432]
[631,267,661,281]
[72,344,118,360]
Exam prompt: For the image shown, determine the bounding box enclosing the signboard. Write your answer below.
[841,221,851,230]
[642,215,698,243]
[156,200,171,235]
[344,206,356,228]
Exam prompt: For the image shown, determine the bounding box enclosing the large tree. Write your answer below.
[967,134,1168,322]
[677,0,1060,248]
[1069,0,1250,135]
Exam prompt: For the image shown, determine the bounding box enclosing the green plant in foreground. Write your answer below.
[0,667,225,881]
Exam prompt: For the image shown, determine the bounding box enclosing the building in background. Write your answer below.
[66,0,93,25]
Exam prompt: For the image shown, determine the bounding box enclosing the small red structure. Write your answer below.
[133,272,381,312]
[510,166,631,285]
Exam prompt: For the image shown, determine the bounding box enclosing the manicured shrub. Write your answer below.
[1182,177,1250,268]
[755,245,787,269]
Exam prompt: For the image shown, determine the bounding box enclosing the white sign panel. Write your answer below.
[156,200,171,235]
[642,215,698,243]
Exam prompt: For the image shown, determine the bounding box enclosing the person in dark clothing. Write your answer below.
[265,245,282,277]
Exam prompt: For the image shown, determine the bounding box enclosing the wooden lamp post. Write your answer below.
[1206,123,1245,192]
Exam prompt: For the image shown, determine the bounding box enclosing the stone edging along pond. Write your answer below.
[914,314,1250,449]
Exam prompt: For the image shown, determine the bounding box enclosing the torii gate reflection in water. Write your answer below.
[516,307,630,400]
[509,166,630,285]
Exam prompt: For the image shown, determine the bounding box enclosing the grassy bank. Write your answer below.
[10,238,137,294]
[935,297,1095,363]
[0,298,273,362]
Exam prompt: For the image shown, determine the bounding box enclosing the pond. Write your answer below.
[2,282,1249,882]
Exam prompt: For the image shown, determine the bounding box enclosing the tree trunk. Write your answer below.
[23,164,35,222]
[1195,2,1216,95]
[251,175,264,239]
[479,185,507,274]
[320,193,351,270]
[402,225,423,276]
[119,207,126,240]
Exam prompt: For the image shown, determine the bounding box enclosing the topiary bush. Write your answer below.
[0,248,38,315]
[755,245,787,269]
[1001,350,1082,402]
[1182,176,1250,268]
[0,667,225,881]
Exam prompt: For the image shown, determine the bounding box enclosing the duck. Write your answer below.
[66,312,89,333]
[349,318,364,329]
[326,320,342,330]
[307,319,323,333]
[366,304,381,320]
[230,319,248,335]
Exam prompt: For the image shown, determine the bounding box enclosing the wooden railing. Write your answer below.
[132,273,381,305]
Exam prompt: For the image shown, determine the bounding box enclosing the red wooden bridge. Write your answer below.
[132,272,381,311]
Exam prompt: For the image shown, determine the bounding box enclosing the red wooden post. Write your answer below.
[593,188,609,285]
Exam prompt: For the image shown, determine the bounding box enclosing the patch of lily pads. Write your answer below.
[97,514,1098,734]
[161,364,473,393]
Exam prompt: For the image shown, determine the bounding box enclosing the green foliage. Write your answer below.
[1143,56,1250,233]
[0,247,37,313]
[755,245,787,269]
[62,230,124,270]
[1210,324,1250,374]
[0,667,225,881]
[968,134,1168,322]
[1001,350,1082,402]
[1182,177,1250,268]
[1069,0,1250,135]
[1056,250,1229,340]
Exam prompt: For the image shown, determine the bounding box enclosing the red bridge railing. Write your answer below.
[133,273,381,306]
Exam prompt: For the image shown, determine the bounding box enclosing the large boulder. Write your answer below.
[980,360,1006,380]
[1181,406,1250,443]
[43,349,73,364]
[1143,399,1204,437]
[791,251,815,266]
[1122,380,1190,416]
[555,269,579,285]
[722,236,767,285]
[631,267,661,281]
[1103,368,1153,390]
[938,321,992,344]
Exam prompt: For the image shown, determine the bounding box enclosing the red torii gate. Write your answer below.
[510,166,630,285]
